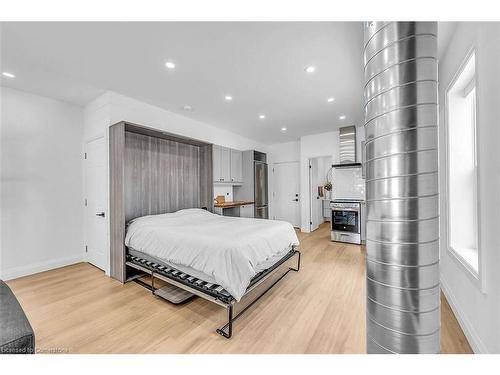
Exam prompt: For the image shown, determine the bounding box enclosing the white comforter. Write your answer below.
[125,208,300,301]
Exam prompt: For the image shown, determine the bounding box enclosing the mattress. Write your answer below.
[125,208,300,301]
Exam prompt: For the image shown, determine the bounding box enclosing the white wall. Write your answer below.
[0,87,84,280]
[268,128,365,232]
[84,91,269,274]
[268,141,300,164]
[269,133,336,231]
[298,128,365,232]
[299,132,337,231]
[438,22,500,353]
[213,185,233,202]
[311,155,333,225]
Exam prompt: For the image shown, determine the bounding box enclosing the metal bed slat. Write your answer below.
[125,248,301,338]
[126,256,235,304]
[125,261,229,308]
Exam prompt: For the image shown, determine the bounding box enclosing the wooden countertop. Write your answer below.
[214,200,254,208]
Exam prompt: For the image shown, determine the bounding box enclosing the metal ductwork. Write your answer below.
[363,22,440,353]
[332,126,362,168]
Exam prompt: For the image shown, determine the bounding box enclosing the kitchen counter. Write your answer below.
[214,200,254,208]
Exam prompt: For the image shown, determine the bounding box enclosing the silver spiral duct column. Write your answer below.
[363,22,440,354]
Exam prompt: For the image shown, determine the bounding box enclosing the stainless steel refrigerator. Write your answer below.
[254,159,268,219]
[234,150,269,219]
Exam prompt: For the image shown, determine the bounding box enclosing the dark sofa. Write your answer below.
[0,280,35,354]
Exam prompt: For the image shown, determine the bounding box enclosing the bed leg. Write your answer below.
[151,271,155,295]
[215,250,300,339]
[216,305,233,339]
[290,250,301,272]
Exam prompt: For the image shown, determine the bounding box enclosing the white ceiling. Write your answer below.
[1,22,456,144]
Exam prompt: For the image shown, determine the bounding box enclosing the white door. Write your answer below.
[309,158,322,232]
[85,137,107,271]
[272,162,300,227]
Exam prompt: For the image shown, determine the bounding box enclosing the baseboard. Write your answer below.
[441,277,488,353]
[2,254,84,281]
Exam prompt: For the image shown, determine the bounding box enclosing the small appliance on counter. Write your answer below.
[215,195,226,205]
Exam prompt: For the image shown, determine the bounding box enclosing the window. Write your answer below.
[446,51,479,276]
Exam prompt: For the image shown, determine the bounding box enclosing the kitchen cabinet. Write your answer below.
[213,145,243,184]
[230,149,243,183]
[213,145,231,182]
[213,145,222,182]
[214,203,254,218]
[240,204,254,218]
[221,147,231,182]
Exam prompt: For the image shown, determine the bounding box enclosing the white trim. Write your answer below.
[463,77,476,97]
[308,159,313,232]
[443,46,485,293]
[2,255,84,281]
[307,155,331,233]
[440,277,488,354]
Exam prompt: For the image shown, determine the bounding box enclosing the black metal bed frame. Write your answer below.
[125,248,301,339]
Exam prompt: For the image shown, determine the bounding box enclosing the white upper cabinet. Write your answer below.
[220,147,231,182]
[213,145,223,182]
[230,149,243,183]
[213,145,243,184]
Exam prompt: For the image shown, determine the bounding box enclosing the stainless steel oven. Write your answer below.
[330,200,361,244]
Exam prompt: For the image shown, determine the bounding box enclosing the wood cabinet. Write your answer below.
[213,145,243,184]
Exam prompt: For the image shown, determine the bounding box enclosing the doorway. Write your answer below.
[84,136,108,271]
[309,156,333,232]
[272,161,300,227]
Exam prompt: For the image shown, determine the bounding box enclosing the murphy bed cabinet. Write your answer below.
[213,145,243,184]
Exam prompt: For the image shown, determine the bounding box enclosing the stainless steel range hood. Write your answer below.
[332,126,362,168]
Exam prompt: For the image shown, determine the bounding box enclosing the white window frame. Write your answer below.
[444,47,485,292]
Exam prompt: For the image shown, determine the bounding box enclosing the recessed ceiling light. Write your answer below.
[259,114,266,120]
[305,66,316,73]
[339,115,346,120]
[327,97,335,103]
[2,72,15,78]
[165,61,176,69]
[280,127,287,132]
[182,105,194,111]
[224,95,233,101]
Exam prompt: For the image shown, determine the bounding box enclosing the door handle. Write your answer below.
[96,212,105,217]
[292,199,299,202]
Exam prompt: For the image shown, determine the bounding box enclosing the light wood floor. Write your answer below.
[7,223,472,354]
